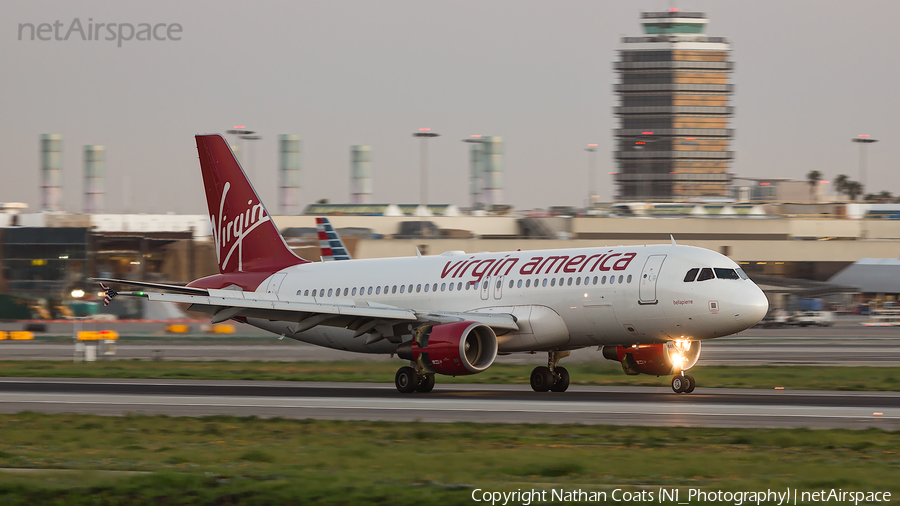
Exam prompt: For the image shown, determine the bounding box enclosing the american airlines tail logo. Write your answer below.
[210,182,270,271]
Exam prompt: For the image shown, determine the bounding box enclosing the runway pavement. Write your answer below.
[0,378,896,430]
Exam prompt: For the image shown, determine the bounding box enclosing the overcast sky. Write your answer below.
[1,0,897,214]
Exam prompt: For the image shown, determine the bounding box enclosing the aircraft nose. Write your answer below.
[732,283,769,327]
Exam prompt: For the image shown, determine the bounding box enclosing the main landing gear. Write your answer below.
[530,351,570,392]
[395,366,435,394]
[671,372,696,394]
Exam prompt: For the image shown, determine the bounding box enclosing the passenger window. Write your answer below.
[482,281,488,290]
[408,284,413,293]
[627,274,632,283]
[343,288,349,296]
[509,280,514,288]
[593,276,598,285]
[392,285,397,294]
[304,290,310,296]
[714,268,740,280]
[684,268,699,282]
[601,276,607,284]
[568,277,573,286]
[416,284,421,293]
[525,279,531,288]
[465,282,470,291]
[384,285,388,293]
[433,283,437,292]
[376,286,381,295]
[575,277,581,286]
[367,287,373,295]
[551,278,556,287]
[449,283,454,291]
[517,279,522,288]
[328,289,333,297]
[424,284,429,292]
[697,268,714,281]
[542,278,548,287]
[441,283,446,291]
[352,287,357,296]
[610,276,615,285]
[400,285,405,294]
[618,275,624,284]
[297,290,302,296]
[559,277,565,286]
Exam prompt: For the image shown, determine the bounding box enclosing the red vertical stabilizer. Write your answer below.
[195,134,307,274]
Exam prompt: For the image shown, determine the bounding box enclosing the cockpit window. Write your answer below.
[683,268,699,282]
[736,268,749,280]
[696,268,714,281]
[714,268,740,280]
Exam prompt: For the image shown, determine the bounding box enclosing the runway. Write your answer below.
[0,378,896,430]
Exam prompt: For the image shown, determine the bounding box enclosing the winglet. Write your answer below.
[670,235,677,246]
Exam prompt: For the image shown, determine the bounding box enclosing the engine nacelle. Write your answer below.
[396,321,498,376]
[601,341,701,376]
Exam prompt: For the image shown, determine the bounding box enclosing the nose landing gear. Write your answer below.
[671,372,695,393]
[530,351,571,392]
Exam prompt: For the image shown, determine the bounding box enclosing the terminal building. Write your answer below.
[613,9,734,201]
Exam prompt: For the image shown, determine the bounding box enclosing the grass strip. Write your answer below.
[0,360,899,391]
[0,413,898,505]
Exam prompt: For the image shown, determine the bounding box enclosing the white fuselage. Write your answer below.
[246,244,768,355]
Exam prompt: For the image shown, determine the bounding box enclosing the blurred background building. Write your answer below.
[613,9,734,201]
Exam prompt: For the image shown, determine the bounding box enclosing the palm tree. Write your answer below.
[845,181,864,201]
[834,174,849,198]
[806,170,822,202]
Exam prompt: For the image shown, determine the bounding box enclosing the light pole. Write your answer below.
[585,144,598,207]
[463,135,484,210]
[852,134,878,196]
[413,128,439,236]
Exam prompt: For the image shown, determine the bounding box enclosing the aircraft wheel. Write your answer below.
[683,375,696,393]
[415,374,435,393]
[550,366,570,392]
[671,375,686,393]
[530,366,553,392]
[395,366,417,393]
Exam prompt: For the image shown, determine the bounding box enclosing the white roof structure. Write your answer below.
[828,258,900,294]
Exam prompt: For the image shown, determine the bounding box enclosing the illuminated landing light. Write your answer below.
[71,289,85,298]
[583,293,589,298]
[675,339,691,352]
[775,387,785,390]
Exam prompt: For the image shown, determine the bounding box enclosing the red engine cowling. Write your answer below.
[397,321,498,376]
[601,341,701,376]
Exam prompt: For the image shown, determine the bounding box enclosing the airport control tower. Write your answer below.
[613,9,734,201]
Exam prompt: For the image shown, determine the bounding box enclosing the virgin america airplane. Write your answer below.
[98,134,768,394]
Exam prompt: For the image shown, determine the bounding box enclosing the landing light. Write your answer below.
[71,289,85,299]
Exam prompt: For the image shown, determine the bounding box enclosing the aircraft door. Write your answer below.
[493,275,504,300]
[266,272,287,295]
[480,276,491,300]
[639,255,666,304]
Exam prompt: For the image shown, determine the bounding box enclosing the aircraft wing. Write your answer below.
[92,278,209,295]
[142,290,519,338]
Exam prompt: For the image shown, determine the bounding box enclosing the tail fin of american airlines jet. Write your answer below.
[315,217,352,261]
[195,134,308,274]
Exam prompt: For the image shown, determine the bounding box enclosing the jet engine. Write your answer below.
[601,341,701,376]
[397,321,498,376]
